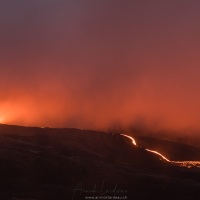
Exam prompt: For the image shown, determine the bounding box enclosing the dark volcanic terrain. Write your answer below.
[134,135,200,161]
[0,124,200,200]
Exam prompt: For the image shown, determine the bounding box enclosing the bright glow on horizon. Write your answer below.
[1,1,200,133]
[0,116,5,124]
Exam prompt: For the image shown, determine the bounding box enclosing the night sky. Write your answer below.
[1,1,200,132]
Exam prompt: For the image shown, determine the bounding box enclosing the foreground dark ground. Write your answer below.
[0,124,200,200]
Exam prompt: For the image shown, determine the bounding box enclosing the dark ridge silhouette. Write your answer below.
[0,123,200,200]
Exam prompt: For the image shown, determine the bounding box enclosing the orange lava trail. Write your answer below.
[120,133,200,168]
[145,149,170,162]
[120,134,137,146]
[120,133,170,162]
[171,161,200,168]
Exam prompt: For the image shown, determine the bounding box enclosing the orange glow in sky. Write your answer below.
[1,1,200,139]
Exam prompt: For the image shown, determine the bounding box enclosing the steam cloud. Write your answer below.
[1,1,200,133]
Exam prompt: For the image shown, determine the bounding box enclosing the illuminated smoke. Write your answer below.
[1,1,200,134]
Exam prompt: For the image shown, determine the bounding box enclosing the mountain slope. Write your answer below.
[134,135,200,161]
[0,124,200,200]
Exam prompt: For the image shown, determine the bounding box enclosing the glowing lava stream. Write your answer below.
[121,134,170,162]
[120,134,137,146]
[145,149,170,162]
[120,133,200,167]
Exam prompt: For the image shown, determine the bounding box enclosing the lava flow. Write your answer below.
[120,134,137,146]
[145,149,170,162]
[171,161,200,168]
[120,134,200,168]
